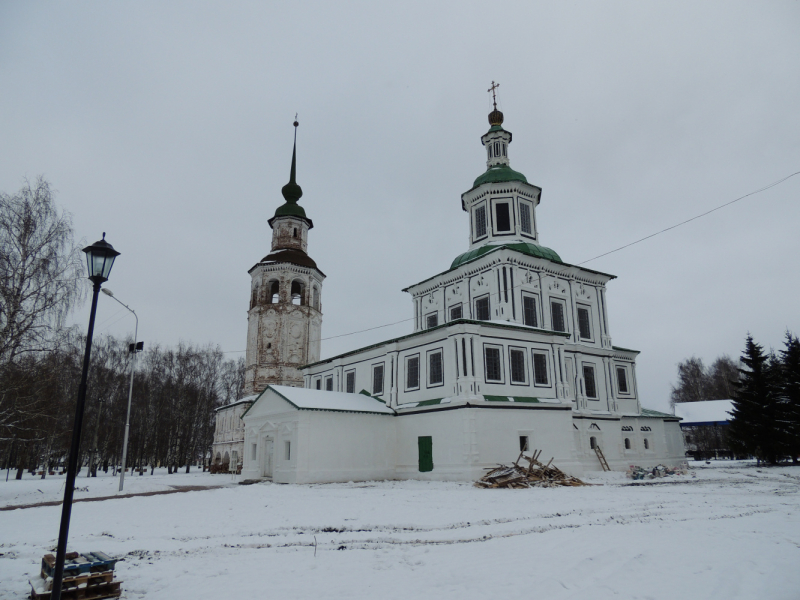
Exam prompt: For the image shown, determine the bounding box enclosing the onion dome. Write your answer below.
[270,120,313,227]
[488,108,504,127]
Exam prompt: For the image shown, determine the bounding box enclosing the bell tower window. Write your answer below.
[475,205,487,239]
[495,202,511,232]
[520,202,532,235]
[291,280,305,305]
[269,280,280,303]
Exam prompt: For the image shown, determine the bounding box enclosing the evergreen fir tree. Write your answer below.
[778,332,800,462]
[728,335,783,464]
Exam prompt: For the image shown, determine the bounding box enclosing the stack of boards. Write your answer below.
[30,551,121,600]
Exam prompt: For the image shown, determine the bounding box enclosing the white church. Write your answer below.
[214,99,685,483]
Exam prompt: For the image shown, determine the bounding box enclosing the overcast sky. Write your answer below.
[2,1,799,412]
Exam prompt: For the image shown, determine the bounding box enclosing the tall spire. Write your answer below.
[281,117,302,204]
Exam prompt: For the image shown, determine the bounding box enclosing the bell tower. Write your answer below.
[243,119,325,394]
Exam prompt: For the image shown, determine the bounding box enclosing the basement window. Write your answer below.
[624,438,631,450]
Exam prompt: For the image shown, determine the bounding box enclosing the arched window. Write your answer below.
[624,438,631,450]
[589,436,597,450]
[291,280,306,305]
[643,438,650,450]
[269,280,280,303]
[223,451,230,465]
[214,453,221,464]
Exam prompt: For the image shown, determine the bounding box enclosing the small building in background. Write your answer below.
[211,396,257,473]
[674,400,734,460]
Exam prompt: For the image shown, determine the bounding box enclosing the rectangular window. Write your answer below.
[522,295,538,327]
[428,351,444,386]
[495,202,511,232]
[251,443,257,461]
[426,313,438,329]
[372,364,384,395]
[583,365,598,399]
[475,205,487,239]
[450,305,462,321]
[533,352,549,385]
[406,355,420,390]
[617,367,629,394]
[325,376,333,391]
[285,441,291,461]
[315,378,321,390]
[345,370,355,393]
[520,202,532,235]
[484,346,502,382]
[550,301,566,332]
[577,307,592,340]
[509,348,526,384]
[519,436,529,452]
[475,296,490,321]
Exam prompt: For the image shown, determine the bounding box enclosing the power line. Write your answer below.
[222,168,799,353]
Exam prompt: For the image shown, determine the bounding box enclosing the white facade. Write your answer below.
[241,106,686,483]
[211,396,257,472]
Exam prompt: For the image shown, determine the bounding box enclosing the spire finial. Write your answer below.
[488,81,500,109]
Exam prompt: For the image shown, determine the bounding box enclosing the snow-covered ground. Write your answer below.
[1,461,799,599]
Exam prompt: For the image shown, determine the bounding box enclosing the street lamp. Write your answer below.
[100,287,141,492]
[51,233,119,600]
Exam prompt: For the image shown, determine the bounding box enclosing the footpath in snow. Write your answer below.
[0,461,799,599]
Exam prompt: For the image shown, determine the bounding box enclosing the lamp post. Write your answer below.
[100,288,141,492]
[51,234,119,600]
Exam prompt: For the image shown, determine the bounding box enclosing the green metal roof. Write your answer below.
[640,408,680,419]
[273,202,307,219]
[473,164,528,188]
[450,242,562,269]
[483,395,540,403]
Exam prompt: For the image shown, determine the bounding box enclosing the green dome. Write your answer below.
[450,242,562,269]
[473,163,528,188]
[273,202,307,219]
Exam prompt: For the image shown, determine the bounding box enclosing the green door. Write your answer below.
[418,436,433,472]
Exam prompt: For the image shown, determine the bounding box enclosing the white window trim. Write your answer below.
[576,303,594,342]
[427,348,445,388]
[372,362,386,396]
[508,346,528,386]
[582,362,599,400]
[405,353,421,392]
[473,203,488,241]
[490,196,515,236]
[449,304,463,321]
[521,293,540,328]
[615,364,632,396]
[344,369,356,394]
[483,343,505,383]
[518,198,535,238]
[474,294,491,321]
[549,298,568,333]
[531,350,551,387]
[425,312,439,329]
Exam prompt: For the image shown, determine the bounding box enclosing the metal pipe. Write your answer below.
[101,288,138,493]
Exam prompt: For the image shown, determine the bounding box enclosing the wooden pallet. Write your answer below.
[41,552,118,579]
[29,577,122,600]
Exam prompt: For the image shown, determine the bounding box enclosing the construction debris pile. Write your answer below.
[627,463,690,480]
[475,450,587,489]
[30,551,121,600]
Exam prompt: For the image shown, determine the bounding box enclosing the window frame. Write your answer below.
[508,346,528,385]
[519,199,534,237]
[315,377,322,390]
[483,344,504,383]
[616,365,631,395]
[582,363,598,399]
[372,363,385,396]
[491,197,515,235]
[577,304,593,341]
[325,375,333,391]
[522,293,539,328]
[427,348,445,388]
[426,312,438,329]
[405,353,421,391]
[449,304,463,321]
[550,299,567,333]
[532,351,550,387]
[345,369,356,394]
[473,203,488,241]
[474,294,490,321]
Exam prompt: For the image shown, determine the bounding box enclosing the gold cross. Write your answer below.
[487,81,500,108]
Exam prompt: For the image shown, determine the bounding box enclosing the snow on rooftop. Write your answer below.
[214,394,259,411]
[269,385,395,414]
[673,399,734,424]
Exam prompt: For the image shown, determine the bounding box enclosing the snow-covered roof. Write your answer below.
[673,400,734,425]
[214,394,259,412]
[267,385,396,415]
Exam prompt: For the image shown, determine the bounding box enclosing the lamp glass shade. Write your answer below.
[83,236,120,282]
